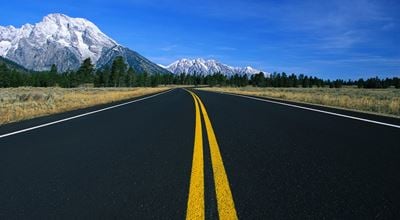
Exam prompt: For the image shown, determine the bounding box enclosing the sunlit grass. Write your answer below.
[197,86,400,118]
[0,87,170,125]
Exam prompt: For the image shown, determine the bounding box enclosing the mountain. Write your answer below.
[164,58,263,76]
[0,13,169,74]
[96,45,170,74]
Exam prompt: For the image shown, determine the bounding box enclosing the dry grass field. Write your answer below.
[198,87,400,118]
[0,87,170,125]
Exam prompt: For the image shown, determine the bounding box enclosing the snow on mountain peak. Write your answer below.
[41,13,106,36]
[165,58,264,76]
[0,13,118,71]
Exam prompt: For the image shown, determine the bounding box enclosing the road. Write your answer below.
[0,88,399,219]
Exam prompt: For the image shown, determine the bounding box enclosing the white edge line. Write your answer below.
[0,89,174,139]
[212,91,400,129]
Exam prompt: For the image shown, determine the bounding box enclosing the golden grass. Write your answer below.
[197,87,400,118]
[0,87,170,125]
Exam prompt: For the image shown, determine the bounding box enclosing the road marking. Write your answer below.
[186,91,205,220]
[209,91,400,129]
[0,89,173,139]
[186,90,238,219]
[186,89,238,220]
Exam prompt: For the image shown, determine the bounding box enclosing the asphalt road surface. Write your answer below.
[0,88,399,219]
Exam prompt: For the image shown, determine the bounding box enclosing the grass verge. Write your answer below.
[197,87,400,118]
[0,87,171,125]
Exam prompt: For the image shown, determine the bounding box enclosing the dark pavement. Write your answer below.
[0,88,399,219]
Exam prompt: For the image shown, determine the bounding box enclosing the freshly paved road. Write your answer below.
[0,88,399,219]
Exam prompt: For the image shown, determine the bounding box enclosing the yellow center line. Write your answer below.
[185,88,238,220]
[192,92,238,220]
[186,90,205,220]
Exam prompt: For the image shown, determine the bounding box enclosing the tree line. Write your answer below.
[0,56,399,88]
[247,72,400,88]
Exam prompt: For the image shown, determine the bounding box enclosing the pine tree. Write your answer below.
[94,69,103,87]
[144,72,151,86]
[76,58,94,85]
[110,56,127,87]
[0,64,11,87]
[253,72,266,87]
[125,67,136,87]
[48,64,58,86]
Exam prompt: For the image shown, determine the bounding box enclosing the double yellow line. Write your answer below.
[185,89,238,220]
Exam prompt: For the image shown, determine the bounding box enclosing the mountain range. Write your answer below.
[0,13,263,76]
[0,13,169,74]
[162,58,263,76]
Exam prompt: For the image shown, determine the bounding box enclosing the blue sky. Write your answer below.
[1,0,399,79]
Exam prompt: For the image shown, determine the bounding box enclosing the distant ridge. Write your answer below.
[164,58,265,76]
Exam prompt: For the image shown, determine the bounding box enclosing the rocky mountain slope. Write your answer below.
[0,13,169,74]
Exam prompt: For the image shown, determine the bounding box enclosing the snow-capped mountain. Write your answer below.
[165,58,263,76]
[0,13,169,74]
